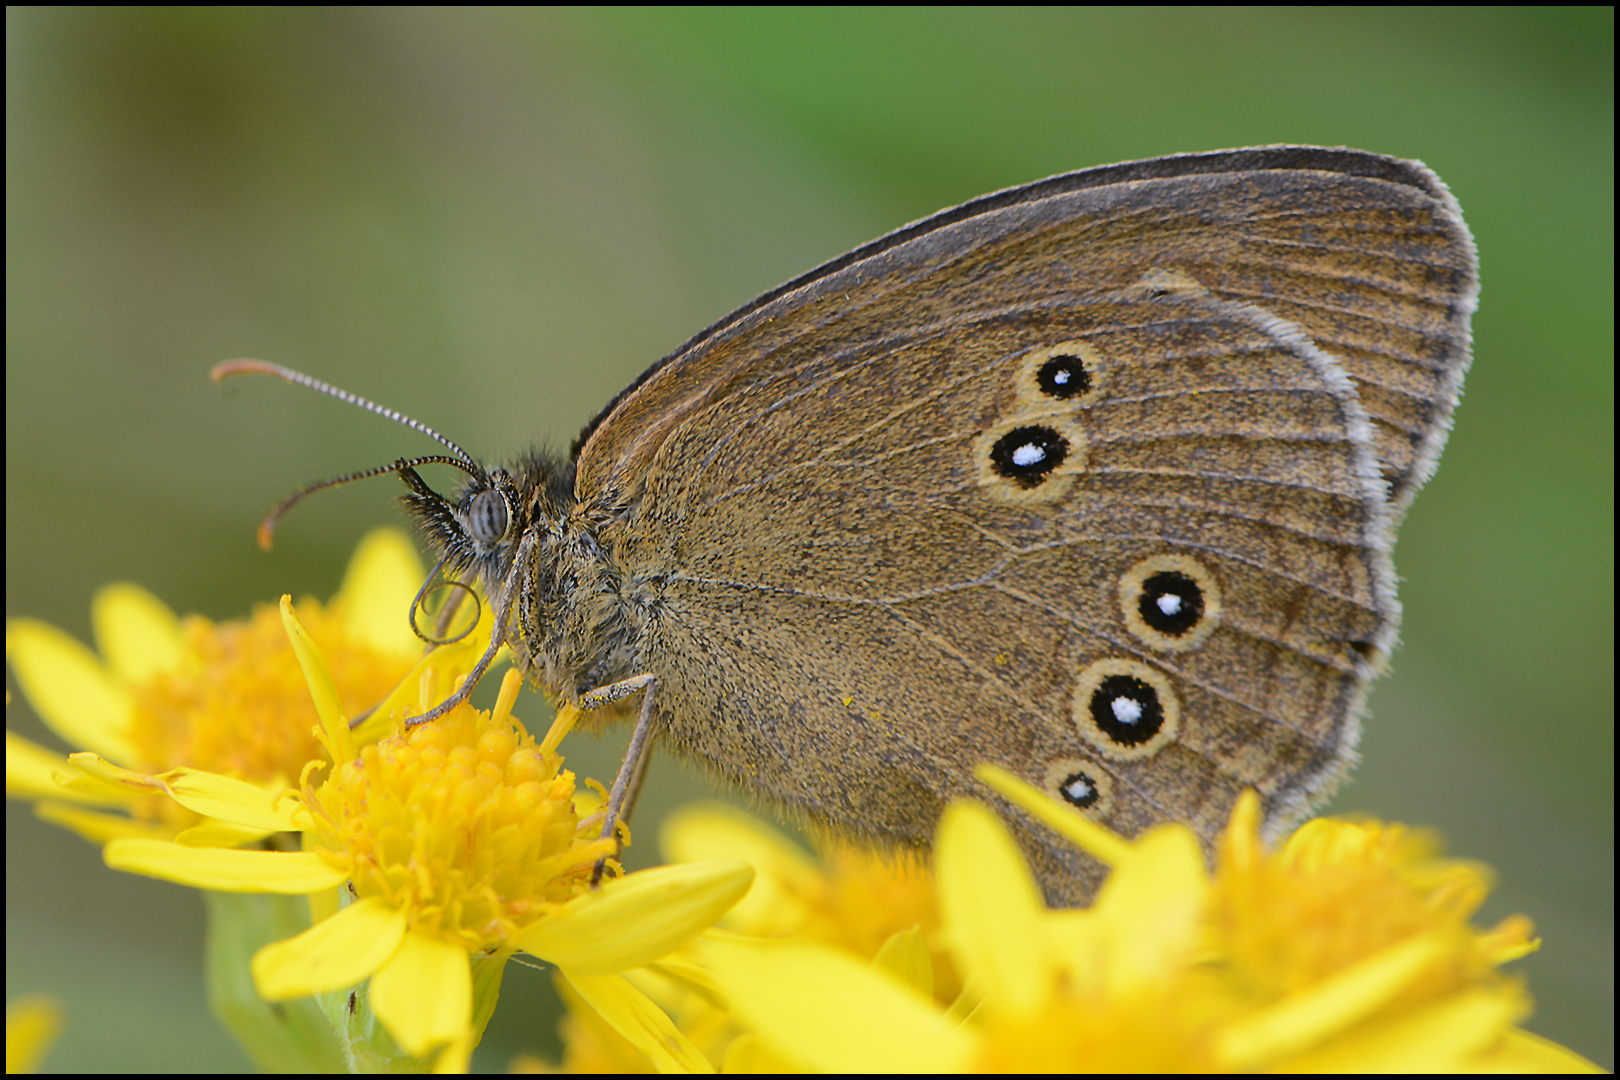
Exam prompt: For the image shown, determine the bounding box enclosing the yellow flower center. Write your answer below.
[128,599,412,809]
[1217,818,1508,1008]
[309,680,602,951]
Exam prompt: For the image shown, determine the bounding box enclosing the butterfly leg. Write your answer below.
[578,673,658,886]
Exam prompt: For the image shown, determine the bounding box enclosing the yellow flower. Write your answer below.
[554,805,962,1070]
[94,595,751,1070]
[8,531,753,1070]
[6,528,426,840]
[698,766,1601,1073]
[663,804,959,1001]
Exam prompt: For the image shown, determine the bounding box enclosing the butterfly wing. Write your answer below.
[574,147,1475,903]
[578,146,1476,514]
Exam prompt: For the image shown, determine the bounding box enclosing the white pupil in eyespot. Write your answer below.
[1065,777,1092,800]
[1156,594,1183,615]
[1052,369,1070,384]
[1110,696,1143,725]
[1012,443,1046,467]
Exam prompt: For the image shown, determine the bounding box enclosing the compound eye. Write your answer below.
[465,489,509,546]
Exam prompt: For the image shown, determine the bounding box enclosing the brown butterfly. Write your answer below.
[219,146,1476,904]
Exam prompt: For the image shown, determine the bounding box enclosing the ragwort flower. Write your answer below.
[8,529,752,1071]
[98,595,751,1071]
[554,804,962,1070]
[697,766,1600,1073]
[6,528,426,840]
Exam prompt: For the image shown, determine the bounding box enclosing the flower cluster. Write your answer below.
[6,530,1597,1072]
[8,531,750,1071]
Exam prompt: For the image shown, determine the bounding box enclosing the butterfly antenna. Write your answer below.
[212,359,489,548]
[214,359,481,468]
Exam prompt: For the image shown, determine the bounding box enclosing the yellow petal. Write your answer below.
[561,970,714,1073]
[64,751,167,794]
[63,753,301,833]
[936,799,1049,1017]
[161,768,309,833]
[91,583,183,684]
[370,929,471,1058]
[6,618,138,763]
[516,860,754,975]
[1091,823,1209,996]
[1281,984,1530,1071]
[642,953,724,1011]
[35,801,173,844]
[252,896,405,1000]
[720,1032,800,1073]
[661,804,822,933]
[5,994,64,1074]
[174,819,277,848]
[279,596,352,763]
[336,529,425,658]
[5,731,127,805]
[1484,1028,1608,1072]
[104,837,347,893]
[1215,930,1449,1068]
[872,925,934,1000]
[701,936,973,1072]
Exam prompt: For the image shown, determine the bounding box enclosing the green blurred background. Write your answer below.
[7,8,1611,1071]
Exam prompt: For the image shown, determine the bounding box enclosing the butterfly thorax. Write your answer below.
[403,448,650,706]
[513,506,649,705]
